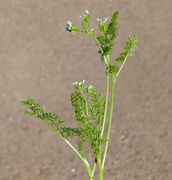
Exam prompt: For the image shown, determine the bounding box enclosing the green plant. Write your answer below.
[22,10,138,180]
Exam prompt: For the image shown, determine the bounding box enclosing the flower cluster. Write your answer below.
[96,17,109,25]
[96,17,109,32]
[65,21,79,35]
[86,85,94,94]
[73,80,85,91]
[66,21,72,31]
[80,10,90,23]
[80,10,89,19]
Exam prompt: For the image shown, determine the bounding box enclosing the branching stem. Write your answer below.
[97,155,103,180]
[42,119,92,178]
[102,78,116,169]
[101,56,110,137]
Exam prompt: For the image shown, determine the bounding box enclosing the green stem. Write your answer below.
[86,30,109,178]
[101,69,110,137]
[97,156,103,180]
[91,158,97,177]
[88,33,104,56]
[101,55,129,169]
[102,78,116,169]
[65,139,92,178]
[91,55,110,178]
[42,119,92,178]
[116,55,128,77]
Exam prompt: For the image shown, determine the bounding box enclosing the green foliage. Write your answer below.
[80,10,90,24]
[96,11,119,60]
[105,11,119,41]
[71,81,105,155]
[22,98,44,119]
[78,139,86,158]
[87,85,105,125]
[80,122,105,155]
[65,11,120,62]
[80,10,90,36]
[97,17,109,33]
[71,91,88,123]
[22,80,106,156]
[106,65,119,75]
[116,34,138,63]
[60,127,81,139]
[43,112,64,131]
[22,98,81,139]
[105,35,138,76]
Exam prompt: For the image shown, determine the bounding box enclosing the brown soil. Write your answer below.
[0,0,171,180]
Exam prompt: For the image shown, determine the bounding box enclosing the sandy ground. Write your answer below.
[0,0,172,180]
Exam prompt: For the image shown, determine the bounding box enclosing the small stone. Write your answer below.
[71,168,76,173]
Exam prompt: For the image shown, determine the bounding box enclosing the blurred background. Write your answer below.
[0,0,171,180]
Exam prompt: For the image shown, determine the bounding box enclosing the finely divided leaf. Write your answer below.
[22,98,81,139]
[116,34,138,63]
[71,83,105,155]
[105,11,119,41]
[97,11,119,59]
[71,91,88,123]
[78,139,86,158]
[87,87,105,125]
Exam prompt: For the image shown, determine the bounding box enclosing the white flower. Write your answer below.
[73,80,85,86]
[78,80,85,85]
[73,80,85,91]
[104,17,109,22]
[86,10,89,14]
[66,21,73,31]
[86,85,94,94]
[80,10,89,19]
[88,85,93,89]
[72,81,78,85]
[68,21,72,26]
[96,17,109,25]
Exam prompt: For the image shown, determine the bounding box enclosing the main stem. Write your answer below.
[102,77,116,169]
[97,156,103,180]
[91,55,110,178]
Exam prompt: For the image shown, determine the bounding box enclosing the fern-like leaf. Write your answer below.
[87,86,105,125]
[105,11,119,41]
[71,91,88,124]
[78,139,86,158]
[116,34,138,63]
[97,11,119,60]
[81,122,105,155]
[22,98,81,139]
